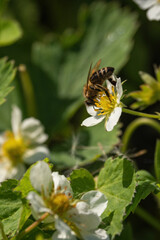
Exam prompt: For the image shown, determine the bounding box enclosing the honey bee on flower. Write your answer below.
[81,60,123,131]
[0,106,49,182]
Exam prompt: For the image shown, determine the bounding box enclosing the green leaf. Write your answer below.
[0,19,22,46]
[31,1,137,133]
[114,223,133,240]
[52,123,121,170]
[154,140,160,182]
[0,0,8,15]
[70,168,95,198]
[126,170,158,218]
[97,157,136,238]
[14,164,36,199]
[0,179,23,239]
[0,57,16,105]
[129,69,160,110]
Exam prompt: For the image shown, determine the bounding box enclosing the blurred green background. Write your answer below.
[0,0,160,239]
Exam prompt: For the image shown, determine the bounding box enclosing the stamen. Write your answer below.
[2,132,26,165]
[94,89,118,116]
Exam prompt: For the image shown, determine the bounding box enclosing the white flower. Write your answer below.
[133,0,160,20]
[0,106,49,182]
[81,75,123,131]
[27,161,109,240]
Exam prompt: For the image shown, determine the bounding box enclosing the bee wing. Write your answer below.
[87,63,92,88]
[91,59,101,75]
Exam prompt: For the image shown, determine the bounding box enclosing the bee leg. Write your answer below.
[108,76,116,86]
[89,85,101,92]
[85,98,95,106]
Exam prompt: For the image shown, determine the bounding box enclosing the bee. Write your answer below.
[83,59,115,106]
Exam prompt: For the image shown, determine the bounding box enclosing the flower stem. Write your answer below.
[122,108,160,120]
[17,212,49,239]
[0,220,8,240]
[135,206,160,231]
[19,64,37,117]
[121,118,160,153]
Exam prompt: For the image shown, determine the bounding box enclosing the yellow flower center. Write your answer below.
[2,131,26,165]
[94,87,118,116]
[45,191,82,239]
[46,192,71,216]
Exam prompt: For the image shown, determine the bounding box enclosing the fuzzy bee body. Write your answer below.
[90,67,114,84]
[83,60,115,106]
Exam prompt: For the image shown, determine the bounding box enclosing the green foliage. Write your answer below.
[98,157,136,238]
[129,67,160,110]
[0,57,16,105]
[70,168,95,198]
[14,165,35,199]
[31,1,137,133]
[114,223,133,240]
[126,170,159,217]
[154,140,160,182]
[0,180,22,239]
[0,19,22,46]
[0,0,8,15]
[52,123,121,170]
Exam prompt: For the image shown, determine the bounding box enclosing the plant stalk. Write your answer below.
[122,108,160,120]
[17,212,49,239]
[19,64,37,117]
[135,206,160,232]
[121,118,160,153]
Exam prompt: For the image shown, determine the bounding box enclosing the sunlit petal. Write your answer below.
[52,172,73,196]
[133,0,156,9]
[105,107,122,131]
[81,116,105,127]
[23,146,49,164]
[147,4,160,20]
[81,190,108,216]
[52,217,76,240]
[116,77,123,100]
[86,105,97,116]
[30,161,53,196]
[21,118,48,144]
[81,228,109,240]
[11,105,22,136]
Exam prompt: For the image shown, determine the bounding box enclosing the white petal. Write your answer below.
[106,80,113,94]
[0,162,25,182]
[52,217,76,240]
[23,146,50,164]
[81,229,109,240]
[86,105,97,116]
[71,201,101,230]
[0,135,6,146]
[133,0,156,9]
[116,77,123,100]
[105,107,122,131]
[30,161,53,196]
[52,172,73,197]
[81,115,105,127]
[21,118,48,144]
[81,190,108,217]
[27,192,52,221]
[147,4,160,20]
[11,105,22,136]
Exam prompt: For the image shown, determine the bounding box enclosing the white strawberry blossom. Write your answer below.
[133,0,160,20]
[27,161,109,240]
[0,106,49,182]
[81,75,123,131]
